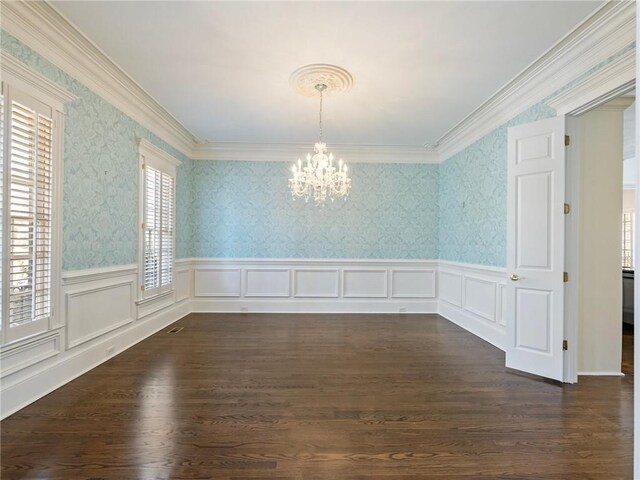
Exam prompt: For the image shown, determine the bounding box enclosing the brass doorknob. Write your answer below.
[510,273,520,281]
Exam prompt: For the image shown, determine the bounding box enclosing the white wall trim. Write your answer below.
[578,371,625,377]
[435,1,636,161]
[2,1,634,165]
[0,52,76,111]
[137,137,182,170]
[548,48,636,115]
[191,142,440,164]
[62,264,138,285]
[0,0,196,157]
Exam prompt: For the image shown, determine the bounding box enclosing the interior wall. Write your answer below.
[0,30,193,270]
[575,99,629,375]
[438,102,556,267]
[190,160,439,259]
[438,43,636,268]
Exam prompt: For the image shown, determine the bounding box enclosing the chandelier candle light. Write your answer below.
[288,65,353,205]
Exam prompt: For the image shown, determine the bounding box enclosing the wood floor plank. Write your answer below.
[1,313,633,479]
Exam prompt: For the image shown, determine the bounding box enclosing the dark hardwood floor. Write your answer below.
[1,313,633,479]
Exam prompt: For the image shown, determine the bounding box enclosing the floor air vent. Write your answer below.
[167,326,184,334]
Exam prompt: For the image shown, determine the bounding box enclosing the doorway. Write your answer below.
[565,93,635,381]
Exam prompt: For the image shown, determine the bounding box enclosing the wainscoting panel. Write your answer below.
[245,269,290,297]
[194,268,241,297]
[65,270,136,349]
[343,269,388,298]
[439,271,463,307]
[175,266,191,303]
[0,331,61,378]
[293,269,340,298]
[463,275,497,322]
[391,269,437,298]
[438,261,507,350]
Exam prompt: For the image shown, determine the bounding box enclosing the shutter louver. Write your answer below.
[8,101,52,327]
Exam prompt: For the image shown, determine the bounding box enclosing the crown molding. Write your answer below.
[435,0,636,162]
[548,48,635,115]
[0,0,196,157]
[191,142,440,164]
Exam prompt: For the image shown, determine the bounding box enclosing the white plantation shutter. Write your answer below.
[6,96,53,334]
[2,56,71,345]
[141,151,176,297]
[160,171,174,287]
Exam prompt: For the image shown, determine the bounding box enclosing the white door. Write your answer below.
[506,116,566,381]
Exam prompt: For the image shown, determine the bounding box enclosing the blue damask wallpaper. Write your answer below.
[438,102,556,266]
[2,29,634,269]
[191,161,439,259]
[1,31,192,270]
[438,42,635,267]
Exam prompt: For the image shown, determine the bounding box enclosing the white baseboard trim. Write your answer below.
[438,301,506,351]
[578,371,625,377]
[1,301,190,419]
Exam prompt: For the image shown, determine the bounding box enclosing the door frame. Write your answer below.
[562,80,635,383]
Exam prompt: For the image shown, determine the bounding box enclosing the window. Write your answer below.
[622,211,634,270]
[138,139,180,299]
[1,54,72,345]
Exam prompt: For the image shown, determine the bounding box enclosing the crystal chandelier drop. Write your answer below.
[289,83,351,205]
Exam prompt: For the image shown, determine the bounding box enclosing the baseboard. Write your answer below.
[191,298,438,314]
[438,300,506,351]
[578,371,625,377]
[1,301,189,419]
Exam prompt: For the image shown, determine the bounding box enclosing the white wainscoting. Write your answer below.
[0,263,190,419]
[438,261,508,350]
[1,257,511,419]
[189,258,439,313]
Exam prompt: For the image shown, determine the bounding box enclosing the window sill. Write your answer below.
[136,289,174,306]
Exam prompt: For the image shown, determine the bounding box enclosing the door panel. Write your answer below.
[507,116,566,381]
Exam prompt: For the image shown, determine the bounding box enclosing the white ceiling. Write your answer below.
[52,1,602,147]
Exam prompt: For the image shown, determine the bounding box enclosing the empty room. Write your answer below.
[0,0,638,478]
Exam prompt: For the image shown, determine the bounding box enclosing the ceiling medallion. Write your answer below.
[289,65,353,206]
[289,64,354,98]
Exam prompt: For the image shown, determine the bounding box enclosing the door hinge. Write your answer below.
[141,222,145,229]
[564,135,570,146]
[140,285,144,291]
[563,272,569,282]
[564,203,570,214]
[142,162,146,169]
[563,340,568,351]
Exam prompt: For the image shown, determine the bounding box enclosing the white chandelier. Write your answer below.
[289,83,351,205]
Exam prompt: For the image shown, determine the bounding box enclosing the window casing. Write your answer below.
[622,211,634,270]
[138,139,180,300]
[1,55,72,345]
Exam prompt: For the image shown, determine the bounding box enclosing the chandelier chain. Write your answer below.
[318,87,323,142]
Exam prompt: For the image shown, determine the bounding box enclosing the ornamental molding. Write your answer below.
[1,1,635,164]
[433,1,636,162]
[289,64,354,98]
[191,142,440,164]
[0,0,196,157]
